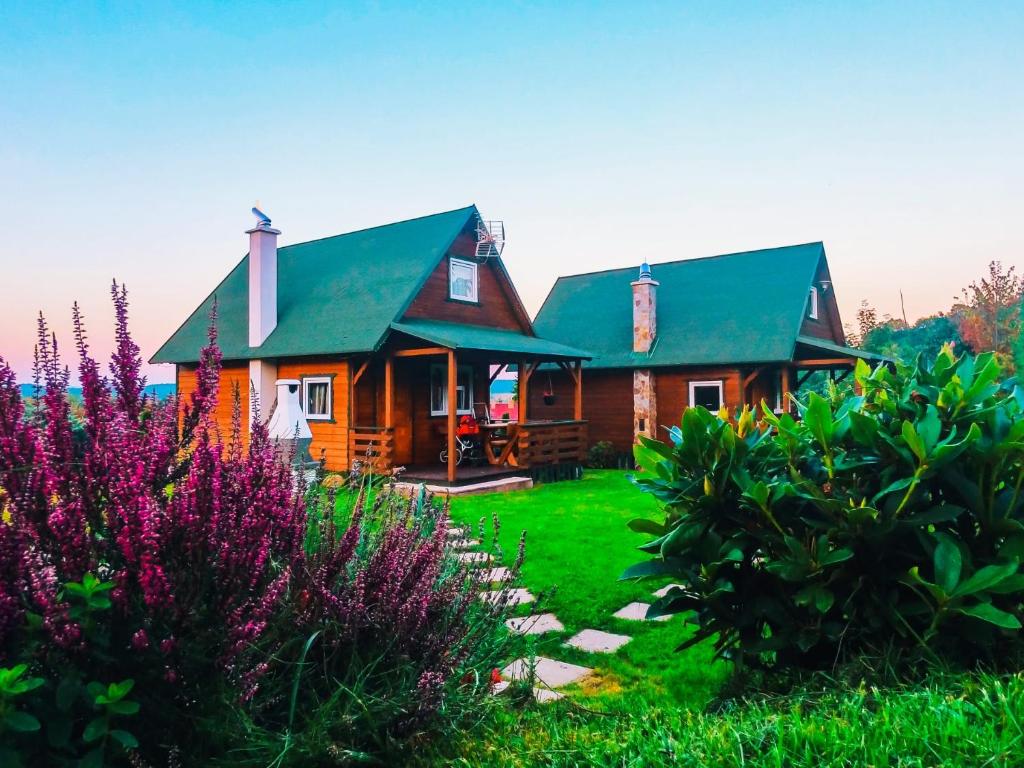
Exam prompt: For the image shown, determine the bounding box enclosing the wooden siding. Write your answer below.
[655,368,743,434]
[528,368,633,453]
[799,257,847,345]
[177,362,250,445]
[402,232,532,332]
[277,358,351,472]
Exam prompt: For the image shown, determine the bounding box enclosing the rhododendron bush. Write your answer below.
[0,286,513,766]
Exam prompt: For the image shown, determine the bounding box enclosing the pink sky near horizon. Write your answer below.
[1,2,1021,384]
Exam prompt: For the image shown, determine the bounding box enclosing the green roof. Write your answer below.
[533,242,865,369]
[152,206,545,364]
[795,335,887,362]
[390,318,590,359]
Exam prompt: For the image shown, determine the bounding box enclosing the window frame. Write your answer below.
[429,364,474,417]
[301,375,334,422]
[448,257,479,304]
[688,380,724,412]
[808,286,820,320]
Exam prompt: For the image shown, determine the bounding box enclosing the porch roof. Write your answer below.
[794,335,888,363]
[389,318,591,360]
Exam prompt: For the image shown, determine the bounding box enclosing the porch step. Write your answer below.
[395,476,534,496]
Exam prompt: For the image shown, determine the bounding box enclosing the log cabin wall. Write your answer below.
[528,368,633,453]
[799,258,846,344]
[654,367,743,435]
[177,362,250,445]
[277,358,351,472]
[401,233,532,333]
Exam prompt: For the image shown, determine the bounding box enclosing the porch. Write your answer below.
[347,320,590,486]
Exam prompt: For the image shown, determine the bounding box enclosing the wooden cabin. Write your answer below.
[530,243,882,455]
[151,206,590,486]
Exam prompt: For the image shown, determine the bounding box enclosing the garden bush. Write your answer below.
[0,286,513,766]
[627,347,1024,671]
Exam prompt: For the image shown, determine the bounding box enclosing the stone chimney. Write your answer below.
[247,208,280,421]
[631,262,658,353]
[631,262,658,443]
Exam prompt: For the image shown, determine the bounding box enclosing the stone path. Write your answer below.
[452,525,684,705]
[481,588,534,606]
[502,657,592,688]
[565,628,631,653]
[612,601,671,621]
[506,613,564,635]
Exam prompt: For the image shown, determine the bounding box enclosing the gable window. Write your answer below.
[302,376,332,421]
[689,380,724,412]
[430,364,474,416]
[449,258,479,303]
[808,287,820,320]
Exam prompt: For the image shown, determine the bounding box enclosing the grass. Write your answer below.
[446,469,728,710]
[416,470,1024,767]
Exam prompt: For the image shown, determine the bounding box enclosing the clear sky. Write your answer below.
[1,1,1021,383]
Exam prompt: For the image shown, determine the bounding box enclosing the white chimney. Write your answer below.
[247,207,280,347]
[631,262,658,354]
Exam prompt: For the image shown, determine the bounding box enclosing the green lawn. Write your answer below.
[419,471,1024,768]
[447,470,728,710]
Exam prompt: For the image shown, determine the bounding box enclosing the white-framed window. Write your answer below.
[302,376,332,421]
[449,257,479,303]
[689,380,724,411]
[808,287,820,320]
[430,364,474,416]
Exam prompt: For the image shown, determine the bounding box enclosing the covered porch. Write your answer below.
[742,335,888,414]
[347,319,590,485]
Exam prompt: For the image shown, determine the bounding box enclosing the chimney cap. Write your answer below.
[638,262,652,280]
[247,206,281,234]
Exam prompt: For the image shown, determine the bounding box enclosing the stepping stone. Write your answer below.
[505,613,564,635]
[533,687,564,703]
[446,526,466,538]
[502,656,592,688]
[613,601,671,622]
[455,552,490,565]
[653,583,686,598]
[450,538,480,549]
[481,588,534,606]
[481,566,510,583]
[565,628,632,653]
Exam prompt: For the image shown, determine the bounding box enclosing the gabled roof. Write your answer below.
[390,318,589,359]
[152,206,489,364]
[533,242,865,369]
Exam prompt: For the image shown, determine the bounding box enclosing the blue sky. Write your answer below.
[1,1,1021,382]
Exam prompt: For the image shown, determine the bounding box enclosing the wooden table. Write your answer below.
[480,422,520,467]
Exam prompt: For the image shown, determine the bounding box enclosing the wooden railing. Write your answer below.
[350,427,394,473]
[517,420,587,467]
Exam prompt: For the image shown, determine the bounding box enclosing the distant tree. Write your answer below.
[953,261,1022,368]
[861,314,962,364]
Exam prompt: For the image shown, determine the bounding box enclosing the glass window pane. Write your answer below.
[692,385,721,411]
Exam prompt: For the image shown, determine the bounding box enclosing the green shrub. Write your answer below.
[586,441,622,469]
[627,347,1024,671]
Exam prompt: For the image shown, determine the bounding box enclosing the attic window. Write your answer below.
[808,287,820,320]
[449,258,479,303]
[302,376,332,421]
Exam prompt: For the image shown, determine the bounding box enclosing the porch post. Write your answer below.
[781,366,792,415]
[447,349,457,483]
[384,356,394,430]
[519,359,529,422]
[573,360,583,421]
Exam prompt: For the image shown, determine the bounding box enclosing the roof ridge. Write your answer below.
[552,241,825,282]
[278,204,477,251]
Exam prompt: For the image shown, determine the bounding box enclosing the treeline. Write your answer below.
[848,261,1023,371]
